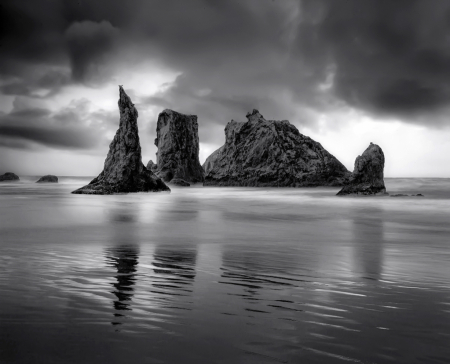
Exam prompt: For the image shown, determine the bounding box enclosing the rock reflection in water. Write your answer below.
[158,195,200,222]
[105,202,141,326]
[108,202,139,224]
[351,207,385,280]
[105,245,140,325]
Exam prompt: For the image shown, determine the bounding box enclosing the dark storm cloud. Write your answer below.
[141,0,450,128]
[140,75,269,124]
[2,0,450,134]
[0,123,94,149]
[0,100,111,150]
[0,69,70,98]
[140,73,312,145]
[125,0,450,130]
[296,0,450,121]
[65,20,121,84]
[0,0,67,73]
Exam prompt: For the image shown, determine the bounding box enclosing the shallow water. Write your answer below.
[0,178,449,363]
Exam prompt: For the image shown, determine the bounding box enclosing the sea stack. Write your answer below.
[0,172,19,181]
[36,175,58,183]
[203,109,350,187]
[72,86,170,195]
[337,143,387,196]
[152,109,204,185]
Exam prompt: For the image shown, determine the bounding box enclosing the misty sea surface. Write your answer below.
[0,177,449,364]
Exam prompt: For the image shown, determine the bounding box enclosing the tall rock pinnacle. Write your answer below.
[152,109,204,184]
[337,143,387,196]
[72,86,170,194]
[203,109,350,187]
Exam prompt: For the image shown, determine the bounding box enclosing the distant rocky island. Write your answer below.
[391,194,423,197]
[203,109,350,187]
[148,109,204,187]
[36,175,58,183]
[0,172,19,181]
[72,86,169,195]
[337,143,387,196]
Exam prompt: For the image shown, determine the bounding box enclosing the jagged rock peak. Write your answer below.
[72,86,170,195]
[204,110,350,187]
[153,109,204,184]
[118,85,138,118]
[337,142,387,196]
[246,109,264,121]
[161,108,194,117]
[224,120,245,144]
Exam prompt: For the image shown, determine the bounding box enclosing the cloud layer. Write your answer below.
[1,0,450,175]
[0,98,111,150]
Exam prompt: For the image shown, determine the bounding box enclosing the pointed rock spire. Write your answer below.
[72,86,170,194]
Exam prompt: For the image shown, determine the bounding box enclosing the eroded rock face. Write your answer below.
[36,175,58,183]
[337,143,387,196]
[202,146,224,175]
[154,109,204,183]
[72,86,170,195]
[0,172,19,181]
[204,109,350,187]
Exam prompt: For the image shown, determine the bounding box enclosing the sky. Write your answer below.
[1,0,450,177]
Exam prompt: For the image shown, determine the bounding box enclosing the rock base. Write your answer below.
[72,167,169,195]
[391,193,424,197]
[170,178,190,186]
[337,185,387,196]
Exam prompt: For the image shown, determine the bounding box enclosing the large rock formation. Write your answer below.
[72,86,170,195]
[337,143,387,196]
[36,175,58,183]
[203,109,350,187]
[153,109,204,184]
[0,172,19,181]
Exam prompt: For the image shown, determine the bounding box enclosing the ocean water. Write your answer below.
[0,177,449,364]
